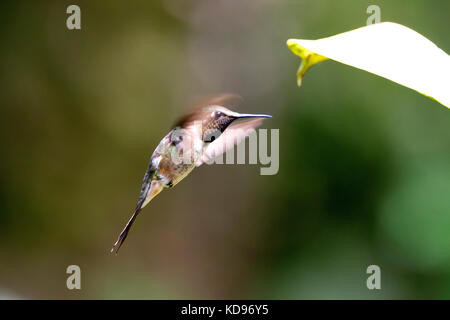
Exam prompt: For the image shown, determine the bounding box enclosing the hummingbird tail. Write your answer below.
[111,180,164,255]
[110,202,143,255]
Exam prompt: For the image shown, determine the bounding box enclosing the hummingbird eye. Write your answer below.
[204,129,221,143]
[211,111,222,118]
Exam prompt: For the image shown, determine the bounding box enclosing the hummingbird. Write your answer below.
[111,103,271,254]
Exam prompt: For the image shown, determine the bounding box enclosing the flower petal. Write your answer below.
[287,22,450,108]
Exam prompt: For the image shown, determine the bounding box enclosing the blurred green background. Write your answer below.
[0,0,449,299]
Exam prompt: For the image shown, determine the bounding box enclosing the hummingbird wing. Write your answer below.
[196,117,266,166]
[174,94,242,129]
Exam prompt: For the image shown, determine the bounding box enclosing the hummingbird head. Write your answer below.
[201,105,271,143]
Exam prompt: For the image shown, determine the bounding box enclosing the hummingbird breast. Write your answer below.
[152,127,204,188]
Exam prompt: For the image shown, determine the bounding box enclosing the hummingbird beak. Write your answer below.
[233,113,272,119]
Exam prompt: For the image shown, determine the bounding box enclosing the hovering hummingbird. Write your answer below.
[111,103,271,254]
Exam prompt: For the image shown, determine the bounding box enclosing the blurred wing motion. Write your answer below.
[175,93,243,128]
[197,117,266,166]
